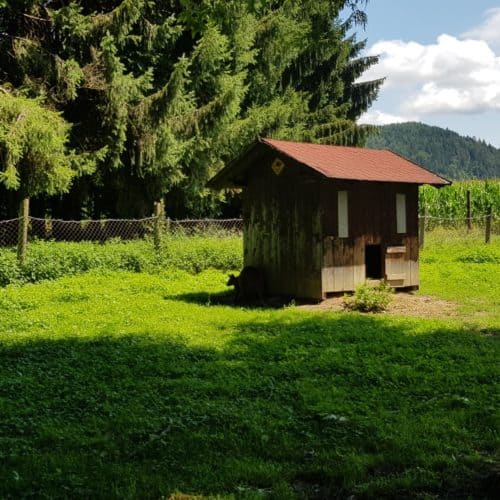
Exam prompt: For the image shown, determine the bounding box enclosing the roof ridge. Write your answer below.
[262,137,384,153]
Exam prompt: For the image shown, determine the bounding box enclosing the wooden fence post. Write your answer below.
[466,189,472,231]
[165,214,171,235]
[485,207,491,244]
[419,208,426,249]
[153,199,166,251]
[17,197,30,265]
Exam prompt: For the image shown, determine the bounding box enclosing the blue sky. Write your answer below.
[352,0,500,149]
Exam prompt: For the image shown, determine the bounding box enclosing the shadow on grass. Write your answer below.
[170,291,304,309]
[167,289,235,306]
[0,314,498,499]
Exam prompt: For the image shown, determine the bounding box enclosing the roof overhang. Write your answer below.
[206,141,268,190]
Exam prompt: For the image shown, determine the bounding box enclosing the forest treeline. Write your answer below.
[0,0,382,219]
[366,122,500,180]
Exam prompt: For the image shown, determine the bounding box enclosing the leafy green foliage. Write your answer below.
[0,0,382,218]
[456,247,499,264]
[0,258,498,497]
[0,251,20,286]
[343,281,393,312]
[366,122,500,180]
[0,236,242,286]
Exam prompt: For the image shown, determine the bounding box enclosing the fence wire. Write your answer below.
[0,217,244,247]
[169,218,243,236]
[0,215,497,247]
[419,214,499,245]
[0,218,20,247]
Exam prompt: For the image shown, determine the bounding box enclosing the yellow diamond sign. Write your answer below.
[271,158,285,176]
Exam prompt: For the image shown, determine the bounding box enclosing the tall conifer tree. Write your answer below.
[0,0,382,217]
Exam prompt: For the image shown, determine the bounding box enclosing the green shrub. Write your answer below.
[161,235,242,273]
[0,252,20,286]
[0,236,243,287]
[343,281,393,313]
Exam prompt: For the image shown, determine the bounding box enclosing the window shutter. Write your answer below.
[338,191,348,238]
[396,193,407,234]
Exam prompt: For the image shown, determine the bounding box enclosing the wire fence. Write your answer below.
[420,215,499,247]
[0,217,244,247]
[0,215,498,248]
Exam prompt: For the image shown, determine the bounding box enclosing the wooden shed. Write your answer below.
[208,138,450,300]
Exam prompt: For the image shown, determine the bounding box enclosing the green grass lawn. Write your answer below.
[0,237,499,499]
[420,229,499,328]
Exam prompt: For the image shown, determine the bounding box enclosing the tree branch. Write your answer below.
[23,13,51,22]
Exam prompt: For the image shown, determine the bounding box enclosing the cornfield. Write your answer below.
[419,180,500,219]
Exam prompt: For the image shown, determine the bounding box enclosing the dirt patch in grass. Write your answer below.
[299,292,459,318]
[207,291,459,319]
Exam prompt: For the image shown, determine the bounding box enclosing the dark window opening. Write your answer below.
[365,245,382,279]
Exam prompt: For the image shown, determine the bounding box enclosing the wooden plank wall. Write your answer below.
[243,155,324,299]
[321,180,419,294]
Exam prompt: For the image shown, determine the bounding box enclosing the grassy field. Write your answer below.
[0,236,499,498]
[420,228,499,328]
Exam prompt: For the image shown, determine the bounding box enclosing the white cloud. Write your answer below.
[411,81,500,114]
[358,110,417,126]
[462,7,500,52]
[360,31,500,114]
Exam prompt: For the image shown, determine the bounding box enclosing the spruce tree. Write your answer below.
[0,0,382,217]
[0,91,75,197]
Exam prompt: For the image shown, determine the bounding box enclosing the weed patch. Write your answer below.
[456,246,500,264]
[343,281,393,312]
[0,236,242,286]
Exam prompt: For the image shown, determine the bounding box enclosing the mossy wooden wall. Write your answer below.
[243,153,324,299]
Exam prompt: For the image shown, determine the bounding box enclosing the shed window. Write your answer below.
[338,191,349,238]
[396,193,407,233]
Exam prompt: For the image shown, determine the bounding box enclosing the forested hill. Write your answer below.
[365,122,500,180]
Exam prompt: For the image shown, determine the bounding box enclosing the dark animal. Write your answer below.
[227,266,266,303]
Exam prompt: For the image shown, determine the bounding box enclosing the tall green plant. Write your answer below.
[420,181,500,219]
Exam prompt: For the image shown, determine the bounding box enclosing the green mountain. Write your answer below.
[365,122,500,180]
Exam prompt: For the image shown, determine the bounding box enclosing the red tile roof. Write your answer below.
[262,138,450,185]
